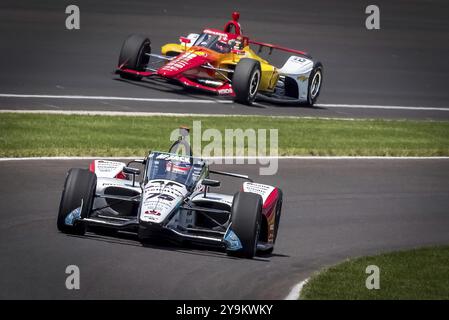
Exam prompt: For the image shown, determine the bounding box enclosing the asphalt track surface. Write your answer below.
[0,159,448,299]
[1,0,449,301]
[0,0,449,119]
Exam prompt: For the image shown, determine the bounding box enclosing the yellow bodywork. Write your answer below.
[161,43,279,92]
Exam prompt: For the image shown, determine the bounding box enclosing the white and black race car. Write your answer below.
[56,132,283,258]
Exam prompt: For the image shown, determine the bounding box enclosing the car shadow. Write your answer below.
[114,76,233,103]
[253,99,327,110]
[66,229,287,261]
[113,76,326,110]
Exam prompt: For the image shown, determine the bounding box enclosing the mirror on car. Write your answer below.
[123,166,141,176]
[201,179,220,187]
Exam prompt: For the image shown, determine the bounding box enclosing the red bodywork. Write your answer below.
[116,11,310,97]
[117,48,236,96]
[242,182,281,245]
[116,13,247,96]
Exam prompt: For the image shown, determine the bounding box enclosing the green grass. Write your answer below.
[301,246,449,300]
[0,113,449,157]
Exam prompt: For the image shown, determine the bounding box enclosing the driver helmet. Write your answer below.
[215,42,225,51]
[200,34,211,46]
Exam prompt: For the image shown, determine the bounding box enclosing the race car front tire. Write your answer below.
[118,34,151,81]
[307,62,323,106]
[57,168,97,235]
[226,191,263,259]
[232,58,261,105]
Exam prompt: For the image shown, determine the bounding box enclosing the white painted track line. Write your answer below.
[1,156,448,161]
[1,109,448,122]
[0,109,231,117]
[316,103,449,111]
[285,278,309,300]
[0,93,231,104]
[1,93,449,111]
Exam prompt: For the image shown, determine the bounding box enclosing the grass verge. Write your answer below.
[301,246,449,300]
[0,113,449,157]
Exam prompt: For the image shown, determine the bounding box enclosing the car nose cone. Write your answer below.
[157,52,207,77]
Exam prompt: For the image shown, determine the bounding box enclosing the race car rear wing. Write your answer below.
[249,40,312,59]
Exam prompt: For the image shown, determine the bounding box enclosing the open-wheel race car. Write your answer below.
[57,128,283,258]
[116,12,323,106]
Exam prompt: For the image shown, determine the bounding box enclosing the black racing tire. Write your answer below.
[57,168,97,235]
[226,192,263,259]
[232,58,261,105]
[118,34,151,81]
[307,62,323,106]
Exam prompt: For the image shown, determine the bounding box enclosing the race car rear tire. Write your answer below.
[118,34,151,81]
[307,62,323,106]
[57,168,97,235]
[226,192,263,259]
[232,58,261,105]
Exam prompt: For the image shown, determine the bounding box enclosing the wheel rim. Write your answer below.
[249,69,260,98]
[310,70,322,99]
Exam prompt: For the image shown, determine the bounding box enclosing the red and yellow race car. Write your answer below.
[116,12,323,106]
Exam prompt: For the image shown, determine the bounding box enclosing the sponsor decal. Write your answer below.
[140,180,188,223]
[161,53,197,71]
[243,182,275,201]
[96,160,123,172]
[93,160,125,178]
[292,57,306,63]
[203,29,228,41]
[156,153,190,163]
[144,209,161,216]
[218,88,233,95]
[166,161,191,175]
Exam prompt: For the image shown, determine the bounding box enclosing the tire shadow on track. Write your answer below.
[114,76,233,103]
[64,229,287,261]
[64,230,290,262]
[252,101,327,110]
[114,76,327,110]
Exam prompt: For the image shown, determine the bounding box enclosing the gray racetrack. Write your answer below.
[0,159,448,299]
[0,0,448,119]
[1,0,449,300]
